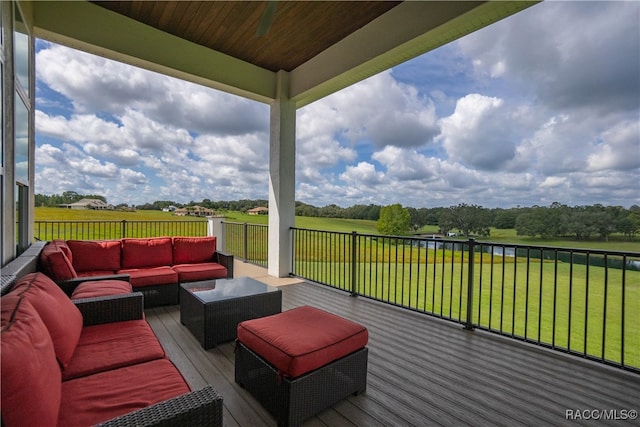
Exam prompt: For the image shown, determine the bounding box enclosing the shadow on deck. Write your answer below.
[145,261,640,426]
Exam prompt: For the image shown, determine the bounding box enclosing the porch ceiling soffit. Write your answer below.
[29,1,537,109]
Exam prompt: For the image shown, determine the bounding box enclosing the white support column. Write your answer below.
[207,216,226,250]
[268,71,296,277]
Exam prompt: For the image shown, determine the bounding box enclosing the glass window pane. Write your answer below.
[16,183,29,254]
[14,7,28,96]
[15,95,28,183]
[1,65,3,167]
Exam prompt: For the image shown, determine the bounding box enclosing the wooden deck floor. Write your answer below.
[146,268,640,426]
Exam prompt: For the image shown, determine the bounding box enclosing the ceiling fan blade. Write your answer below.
[256,1,278,36]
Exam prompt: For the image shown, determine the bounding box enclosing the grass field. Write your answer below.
[34,207,640,368]
[35,207,639,251]
[292,241,640,368]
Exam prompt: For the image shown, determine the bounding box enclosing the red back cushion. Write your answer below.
[40,243,77,280]
[172,236,217,264]
[1,294,62,426]
[67,240,121,273]
[121,237,173,269]
[11,273,83,368]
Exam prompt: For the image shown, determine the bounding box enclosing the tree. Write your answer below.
[493,208,523,229]
[377,204,411,236]
[407,207,430,232]
[440,203,491,237]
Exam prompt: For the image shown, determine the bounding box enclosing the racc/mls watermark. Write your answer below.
[565,409,638,421]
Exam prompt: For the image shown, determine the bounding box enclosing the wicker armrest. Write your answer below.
[214,251,234,278]
[58,274,131,296]
[74,292,144,326]
[96,385,223,427]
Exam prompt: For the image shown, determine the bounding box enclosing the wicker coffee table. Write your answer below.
[180,277,282,349]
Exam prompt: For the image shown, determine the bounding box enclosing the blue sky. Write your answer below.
[34,1,640,208]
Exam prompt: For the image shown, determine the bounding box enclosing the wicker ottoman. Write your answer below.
[235,305,368,427]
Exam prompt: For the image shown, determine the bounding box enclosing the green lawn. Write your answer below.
[294,253,640,368]
[34,207,640,368]
[35,207,204,221]
[35,207,639,252]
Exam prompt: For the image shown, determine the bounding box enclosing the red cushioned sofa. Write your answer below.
[0,272,223,426]
[39,236,234,307]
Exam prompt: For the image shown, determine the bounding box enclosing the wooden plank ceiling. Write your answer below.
[92,1,402,72]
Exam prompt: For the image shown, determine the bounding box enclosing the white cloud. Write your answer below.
[340,162,384,186]
[299,71,439,150]
[540,176,567,189]
[35,143,67,165]
[33,2,639,209]
[587,120,640,172]
[459,1,640,114]
[437,94,517,170]
[372,146,439,181]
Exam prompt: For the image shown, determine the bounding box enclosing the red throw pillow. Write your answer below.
[11,272,83,368]
[67,240,121,273]
[121,237,173,269]
[172,236,216,264]
[1,294,62,427]
[52,239,73,263]
[40,244,77,280]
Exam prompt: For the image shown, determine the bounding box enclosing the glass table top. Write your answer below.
[180,276,279,303]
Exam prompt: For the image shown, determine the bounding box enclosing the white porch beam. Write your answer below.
[289,1,537,108]
[268,71,296,278]
[30,0,276,104]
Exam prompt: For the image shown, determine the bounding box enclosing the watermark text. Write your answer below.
[565,409,638,421]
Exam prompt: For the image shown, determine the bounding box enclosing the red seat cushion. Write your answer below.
[172,262,227,282]
[59,358,191,426]
[62,319,165,381]
[118,266,178,287]
[77,270,119,278]
[67,240,121,273]
[121,237,173,269]
[1,294,62,427]
[237,305,368,378]
[172,236,216,264]
[71,279,132,300]
[10,272,83,368]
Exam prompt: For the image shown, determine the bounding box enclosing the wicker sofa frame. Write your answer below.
[235,342,368,427]
[96,385,223,427]
[1,252,224,427]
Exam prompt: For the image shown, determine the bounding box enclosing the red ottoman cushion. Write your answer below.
[59,359,191,426]
[237,305,368,378]
[173,262,227,282]
[71,279,132,299]
[62,319,165,381]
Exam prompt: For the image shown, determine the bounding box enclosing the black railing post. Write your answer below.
[464,238,476,330]
[350,231,358,296]
[120,220,127,239]
[243,223,248,261]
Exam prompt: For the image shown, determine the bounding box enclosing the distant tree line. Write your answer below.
[406,202,640,241]
[36,192,640,241]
